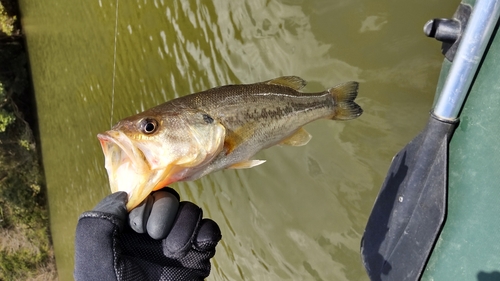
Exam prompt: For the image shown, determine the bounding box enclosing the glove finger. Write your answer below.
[128,194,154,233]
[92,191,128,221]
[146,191,180,240]
[154,186,180,202]
[194,218,222,251]
[163,201,201,256]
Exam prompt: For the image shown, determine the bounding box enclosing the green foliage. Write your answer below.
[0,105,55,280]
[0,251,32,280]
[0,250,39,281]
[0,108,15,132]
[0,2,15,36]
[0,1,57,280]
[0,225,53,281]
[18,139,31,150]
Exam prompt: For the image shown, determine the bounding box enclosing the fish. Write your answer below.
[98,76,363,210]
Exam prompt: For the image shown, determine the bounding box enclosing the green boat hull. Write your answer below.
[422,1,500,279]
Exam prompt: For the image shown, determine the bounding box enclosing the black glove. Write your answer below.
[74,188,221,281]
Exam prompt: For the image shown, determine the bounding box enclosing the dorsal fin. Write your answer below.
[265,76,307,90]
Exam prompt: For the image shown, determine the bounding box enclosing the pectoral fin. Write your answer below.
[280,128,312,146]
[265,76,307,90]
[227,160,266,169]
[224,122,256,154]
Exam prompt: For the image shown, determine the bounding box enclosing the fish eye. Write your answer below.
[140,118,158,134]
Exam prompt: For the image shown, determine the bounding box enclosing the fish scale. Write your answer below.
[98,76,363,210]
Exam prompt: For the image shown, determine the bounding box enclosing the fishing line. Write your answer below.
[110,0,119,127]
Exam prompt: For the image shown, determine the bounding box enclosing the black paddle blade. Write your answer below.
[361,116,457,281]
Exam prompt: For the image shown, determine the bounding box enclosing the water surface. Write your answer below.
[19,0,456,280]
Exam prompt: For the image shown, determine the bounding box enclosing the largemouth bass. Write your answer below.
[98,76,362,210]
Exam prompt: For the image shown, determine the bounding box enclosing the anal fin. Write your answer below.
[227,160,266,169]
[280,128,312,146]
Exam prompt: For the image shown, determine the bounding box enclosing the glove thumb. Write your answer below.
[92,191,128,222]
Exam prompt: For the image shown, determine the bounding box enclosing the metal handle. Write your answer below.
[433,0,500,120]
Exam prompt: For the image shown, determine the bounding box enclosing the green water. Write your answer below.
[19,0,456,280]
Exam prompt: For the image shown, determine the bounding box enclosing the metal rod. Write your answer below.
[433,0,500,120]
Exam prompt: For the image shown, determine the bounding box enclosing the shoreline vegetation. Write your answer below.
[0,0,57,280]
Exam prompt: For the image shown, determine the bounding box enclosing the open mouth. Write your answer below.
[98,131,150,178]
[97,130,177,210]
[97,131,151,207]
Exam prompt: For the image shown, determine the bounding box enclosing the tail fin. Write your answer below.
[329,81,363,120]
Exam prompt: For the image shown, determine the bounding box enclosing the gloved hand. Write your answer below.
[74,187,221,281]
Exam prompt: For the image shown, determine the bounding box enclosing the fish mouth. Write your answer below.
[98,131,149,177]
[97,131,173,210]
